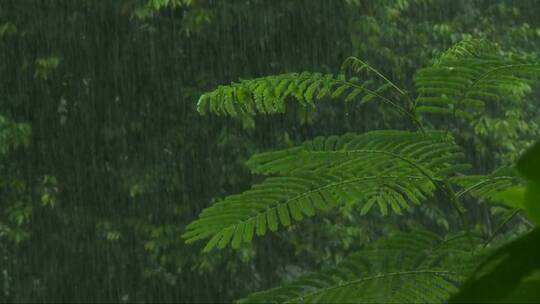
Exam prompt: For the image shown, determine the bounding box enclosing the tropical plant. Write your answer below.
[5,1,540,302]
[183,38,540,303]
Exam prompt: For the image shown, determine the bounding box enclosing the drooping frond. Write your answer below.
[183,171,428,252]
[238,230,483,303]
[450,171,517,201]
[433,39,497,65]
[196,72,407,117]
[182,130,470,251]
[415,39,540,120]
[246,130,467,177]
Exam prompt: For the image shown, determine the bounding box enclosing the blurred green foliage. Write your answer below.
[452,141,540,303]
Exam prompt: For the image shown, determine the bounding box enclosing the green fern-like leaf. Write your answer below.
[451,170,518,201]
[246,130,467,177]
[238,230,483,303]
[183,171,424,251]
[415,39,540,119]
[433,39,497,65]
[182,130,470,251]
[197,72,404,116]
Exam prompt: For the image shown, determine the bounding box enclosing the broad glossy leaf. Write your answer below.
[450,228,540,303]
[517,142,540,182]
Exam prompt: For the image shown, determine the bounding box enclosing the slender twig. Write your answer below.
[483,208,520,248]
[340,57,422,130]
[335,79,424,130]
[341,57,407,95]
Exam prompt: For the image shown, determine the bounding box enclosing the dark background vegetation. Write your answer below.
[1,0,539,302]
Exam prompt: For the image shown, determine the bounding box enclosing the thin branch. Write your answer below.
[483,208,520,248]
